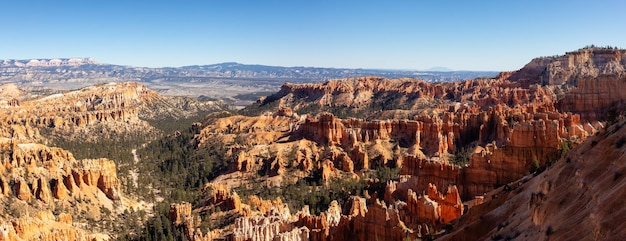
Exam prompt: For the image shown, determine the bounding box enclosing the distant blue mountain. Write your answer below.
[178,62,498,82]
[0,59,500,85]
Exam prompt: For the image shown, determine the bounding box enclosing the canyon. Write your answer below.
[0,81,225,240]
[168,47,626,240]
[0,47,624,240]
[440,116,626,241]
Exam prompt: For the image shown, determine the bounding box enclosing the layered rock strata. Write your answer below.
[181,48,626,240]
[440,116,626,241]
[0,138,124,240]
[0,82,224,143]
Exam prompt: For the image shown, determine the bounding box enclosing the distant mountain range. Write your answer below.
[1,58,100,67]
[0,58,498,83]
[0,58,499,101]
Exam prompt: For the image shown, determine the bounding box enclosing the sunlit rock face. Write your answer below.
[440,116,626,241]
[0,82,225,241]
[183,48,626,240]
[0,139,123,240]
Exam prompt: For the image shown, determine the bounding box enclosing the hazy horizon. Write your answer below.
[2,0,625,71]
[0,58,504,72]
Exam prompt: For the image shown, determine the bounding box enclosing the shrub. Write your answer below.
[531,158,542,174]
[374,166,400,184]
[451,146,473,166]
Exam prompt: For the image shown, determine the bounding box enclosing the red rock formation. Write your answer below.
[559,73,626,121]
[14,180,31,201]
[0,139,124,240]
[169,202,193,226]
[0,82,150,130]
[272,77,448,109]
[78,158,120,200]
[426,184,463,223]
[199,183,242,212]
[185,105,593,240]
[440,117,626,241]
[0,82,222,144]
[0,210,106,241]
[348,198,410,241]
[233,207,299,241]
[181,48,626,240]
[195,101,593,202]
[343,196,368,218]
[509,48,626,87]
[0,82,223,240]
[400,156,461,195]
[168,202,191,225]
[169,201,222,241]
[407,189,440,224]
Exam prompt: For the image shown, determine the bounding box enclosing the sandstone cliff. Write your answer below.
[0,82,208,240]
[154,48,626,241]
[439,116,626,241]
[251,48,626,124]
[0,82,224,143]
[0,210,106,241]
[202,105,591,199]
[183,101,595,240]
[508,47,626,86]
[0,137,129,240]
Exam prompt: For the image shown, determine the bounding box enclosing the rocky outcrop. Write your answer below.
[440,116,626,241]
[0,140,121,202]
[13,180,31,201]
[0,82,221,241]
[425,184,463,223]
[169,202,193,226]
[0,211,107,241]
[386,180,463,225]
[231,197,411,241]
[509,47,626,86]
[257,49,626,122]
[0,83,156,145]
[168,201,221,241]
[197,113,296,148]
[503,47,626,121]
[350,199,411,241]
[260,74,561,120]
[216,183,463,241]
[77,158,120,200]
[193,102,594,207]
[558,73,626,121]
[407,189,440,224]
[272,77,447,109]
[233,207,299,241]
[199,183,242,212]
[174,47,626,240]
[0,137,126,240]
[0,82,224,143]
[0,83,25,109]
[293,106,588,199]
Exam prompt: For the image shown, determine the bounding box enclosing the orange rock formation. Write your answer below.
[183,48,626,240]
[440,116,626,241]
[0,83,190,240]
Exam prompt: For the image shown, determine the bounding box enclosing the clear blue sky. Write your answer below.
[2,0,625,71]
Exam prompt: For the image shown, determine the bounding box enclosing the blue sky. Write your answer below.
[2,0,625,71]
